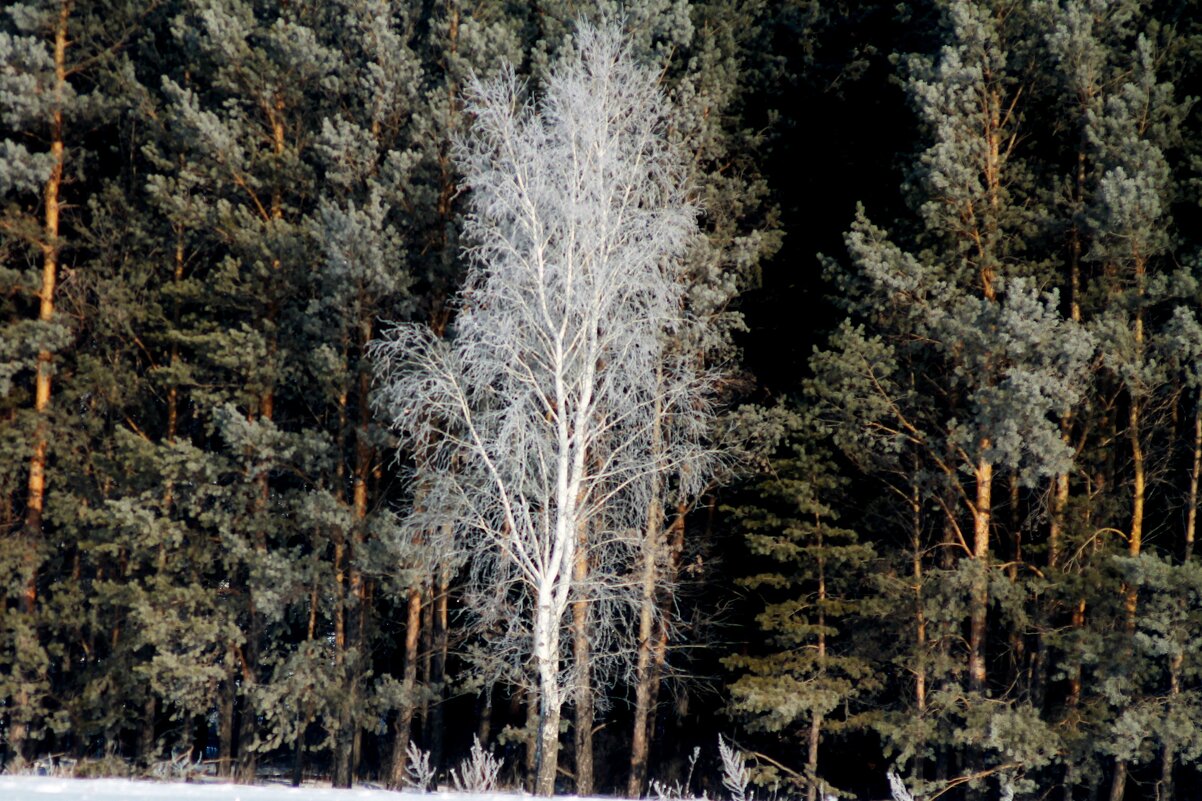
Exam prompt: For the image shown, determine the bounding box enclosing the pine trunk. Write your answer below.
[430,561,450,773]
[627,495,661,798]
[968,454,993,693]
[237,635,259,782]
[807,523,827,801]
[806,713,821,801]
[419,583,434,739]
[1160,400,1200,799]
[1185,402,1200,563]
[911,475,926,714]
[139,696,157,765]
[11,1,70,765]
[1112,296,1146,801]
[387,584,423,789]
[218,667,235,778]
[477,689,493,747]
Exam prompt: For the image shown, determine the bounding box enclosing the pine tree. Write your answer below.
[1040,4,1196,797]
[725,408,880,801]
[0,0,150,766]
[809,1,1093,791]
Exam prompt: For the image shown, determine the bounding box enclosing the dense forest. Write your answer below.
[4,1,1202,800]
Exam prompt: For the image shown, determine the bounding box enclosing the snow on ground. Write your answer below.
[0,776,543,801]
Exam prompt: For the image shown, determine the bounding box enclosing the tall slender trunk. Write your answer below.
[535,672,563,795]
[1007,475,1027,689]
[291,730,304,787]
[387,584,423,789]
[1159,400,1200,800]
[142,223,187,772]
[911,468,926,717]
[1160,650,1181,801]
[429,560,450,772]
[911,485,927,788]
[628,368,667,797]
[1069,144,1085,325]
[572,520,594,795]
[806,521,828,801]
[627,493,662,798]
[23,0,68,546]
[1112,287,1146,801]
[330,376,351,787]
[631,505,689,792]
[237,608,260,782]
[1051,129,1085,785]
[218,654,236,778]
[332,650,355,788]
[11,2,70,765]
[419,582,434,740]
[1126,394,1145,600]
[351,357,374,781]
[1185,401,1201,564]
[140,696,157,765]
[234,94,287,788]
[524,684,540,786]
[1041,443,1070,706]
[477,689,493,747]
[534,585,564,796]
[644,507,688,776]
[334,361,373,789]
[968,453,993,693]
[293,583,319,788]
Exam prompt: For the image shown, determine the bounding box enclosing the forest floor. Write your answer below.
[0,776,539,801]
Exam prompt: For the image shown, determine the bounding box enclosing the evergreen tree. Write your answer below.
[0,0,149,766]
[810,1,1093,792]
[725,408,880,801]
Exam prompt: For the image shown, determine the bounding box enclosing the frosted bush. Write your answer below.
[450,736,503,793]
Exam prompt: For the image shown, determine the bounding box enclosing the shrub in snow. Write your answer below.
[404,742,435,792]
[450,736,503,794]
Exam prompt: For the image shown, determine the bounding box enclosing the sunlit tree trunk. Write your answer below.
[387,585,423,789]
[968,454,993,693]
[12,2,70,764]
[1158,399,1200,799]
[1111,261,1146,801]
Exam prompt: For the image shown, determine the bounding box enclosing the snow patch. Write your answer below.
[0,776,545,801]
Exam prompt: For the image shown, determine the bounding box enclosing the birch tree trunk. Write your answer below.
[534,588,564,796]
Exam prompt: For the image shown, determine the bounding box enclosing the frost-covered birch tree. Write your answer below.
[372,21,716,796]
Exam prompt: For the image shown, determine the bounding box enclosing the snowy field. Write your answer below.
[0,776,534,801]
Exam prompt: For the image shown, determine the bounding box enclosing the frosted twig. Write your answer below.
[718,735,752,801]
